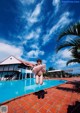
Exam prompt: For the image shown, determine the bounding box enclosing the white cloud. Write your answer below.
[52,12,70,32]
[56,59,67,68]
[26,31,35,40]
[50,49,72,69]
[21,1,43,27]
[27,50,44,58]
[52,0,60,6]
[43,12,72,45]
[30,44,39,49]
[52,0,60,14]
[36,27,41,34]
[20,0,35,5]
[0,42,23,61]
[26,31,38,39]
[58,49,72,59]
[32,4,41,17]
[26,27,41,40]
[28,2,42,23]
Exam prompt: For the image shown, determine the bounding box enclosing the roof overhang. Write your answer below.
[48,70,62,72]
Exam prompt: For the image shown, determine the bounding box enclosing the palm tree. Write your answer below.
[57,22,80,65]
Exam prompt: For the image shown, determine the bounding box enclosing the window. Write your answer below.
[0,66,4,71]
[10,57,12,60]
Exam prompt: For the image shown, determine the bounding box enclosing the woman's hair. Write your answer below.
[37,59,42,63]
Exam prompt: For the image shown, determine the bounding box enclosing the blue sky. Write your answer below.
[0,0,80,73]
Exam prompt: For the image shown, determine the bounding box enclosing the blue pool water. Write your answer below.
[0,78,67,103]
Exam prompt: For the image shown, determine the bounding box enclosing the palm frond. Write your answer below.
[73,37,80,46]
[56,40,76,52]
[66,59,80,65]
[70,47,80,59]
[57,37,80,52]
[57,22,80,41]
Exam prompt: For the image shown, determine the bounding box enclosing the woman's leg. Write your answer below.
[40,75,43,85]
[36,75,39,84]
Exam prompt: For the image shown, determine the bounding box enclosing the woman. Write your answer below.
[33,59,46,85]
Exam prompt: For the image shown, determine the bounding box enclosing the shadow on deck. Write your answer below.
[56,81,80,93]
[33,90,47,99]
[67,101,80,113]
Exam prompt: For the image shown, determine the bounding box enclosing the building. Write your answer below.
[47,69,73,78]
[47,70,65,78]
[0,56,35,80]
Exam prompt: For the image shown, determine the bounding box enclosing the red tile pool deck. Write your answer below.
[0,77,80,113]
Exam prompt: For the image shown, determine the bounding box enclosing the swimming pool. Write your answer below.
[0,78,67,103]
